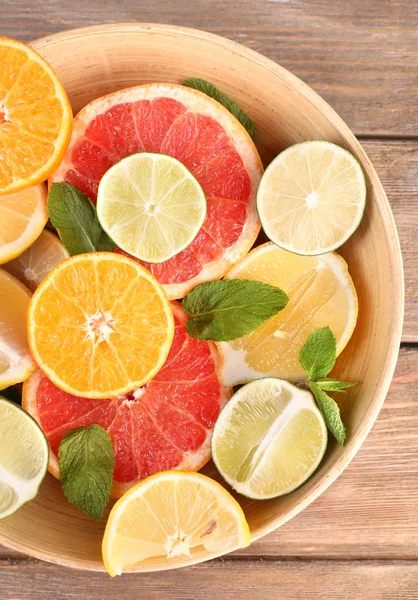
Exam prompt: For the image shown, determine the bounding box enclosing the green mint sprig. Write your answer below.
[183,78,255,139]
[182,279,288,342]
[58,424,114,521]
[299,326,357,446]
[48,183,115,255]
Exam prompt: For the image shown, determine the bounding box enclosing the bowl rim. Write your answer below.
[0,21,405,571]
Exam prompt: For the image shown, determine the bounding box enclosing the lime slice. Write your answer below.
[0,397,49,519]
[257,140,366,255]
[97,153,207,263]
[212,378,327,499]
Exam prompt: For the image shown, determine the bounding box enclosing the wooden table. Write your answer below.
[2,1,417,597]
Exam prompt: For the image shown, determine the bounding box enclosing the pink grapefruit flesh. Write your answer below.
[22,303,231,497]
[49,83,263,298]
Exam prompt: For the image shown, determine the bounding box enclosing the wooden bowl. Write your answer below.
[0,23,404,572]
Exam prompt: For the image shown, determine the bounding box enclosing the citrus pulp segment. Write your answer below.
[0,184,48,264]
[211,379,327,499]
[97,153,207,263]
[0,397,49,519]
[0,269,34,388]
[3,229,69,291]
[102,471,250,576]
[27,252,174,398]
[257,140,366,255]
[218,242,358,386]
[0,37,72,194]
[49,83,263,298]
[23,302,231,496]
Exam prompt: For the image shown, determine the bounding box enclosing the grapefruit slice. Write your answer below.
[49,83,263,299]
[23,303,231,497]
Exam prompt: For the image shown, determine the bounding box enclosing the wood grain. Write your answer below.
[3,0,418,137]
[361,141,418,342]
[2,559,418,599]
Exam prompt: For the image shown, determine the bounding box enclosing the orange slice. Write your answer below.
[0,37,72,194]
[27,253,174,398]
[0,184,48,264]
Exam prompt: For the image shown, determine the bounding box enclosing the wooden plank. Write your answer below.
[1,559,418,599]
[361,140,418,342]
[2,0,418,136]
[0,346,416,562]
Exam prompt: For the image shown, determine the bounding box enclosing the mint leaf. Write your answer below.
[183,78,255,139]
[48,183,115,255]
[309,382,346,445]
[316,379,358,393]
[183,279,288,341]
[299,327,357,445]
[58,424,114,521]
[299,326,336,381]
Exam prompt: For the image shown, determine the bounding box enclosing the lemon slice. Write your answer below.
[218,242,358,386]
[3,229,68,292]
[0,397,49,519]
[97,153,207,263]
[102,471,250,576]
[0,269,34,388]
[212,379,327,499]
[0,184,48,265]
[257,140,366,255]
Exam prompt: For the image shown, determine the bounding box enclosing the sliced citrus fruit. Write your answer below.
[0,397,49,519]
[27,252,174,398]
[23,302,231,497]
[0,37,72,194]
[257,140,366,255]
[3,229,68,291]
[102,470,250,576]
[49,83,262,298]
[218,242,358,386]
[0,184,48,264]
[212,378,327,499]
[97,153,206,263]
[0,269,34,388]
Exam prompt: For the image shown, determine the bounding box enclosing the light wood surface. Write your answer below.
[2,0,418,137]
[2,559,418,600]
[1,1,415,597]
